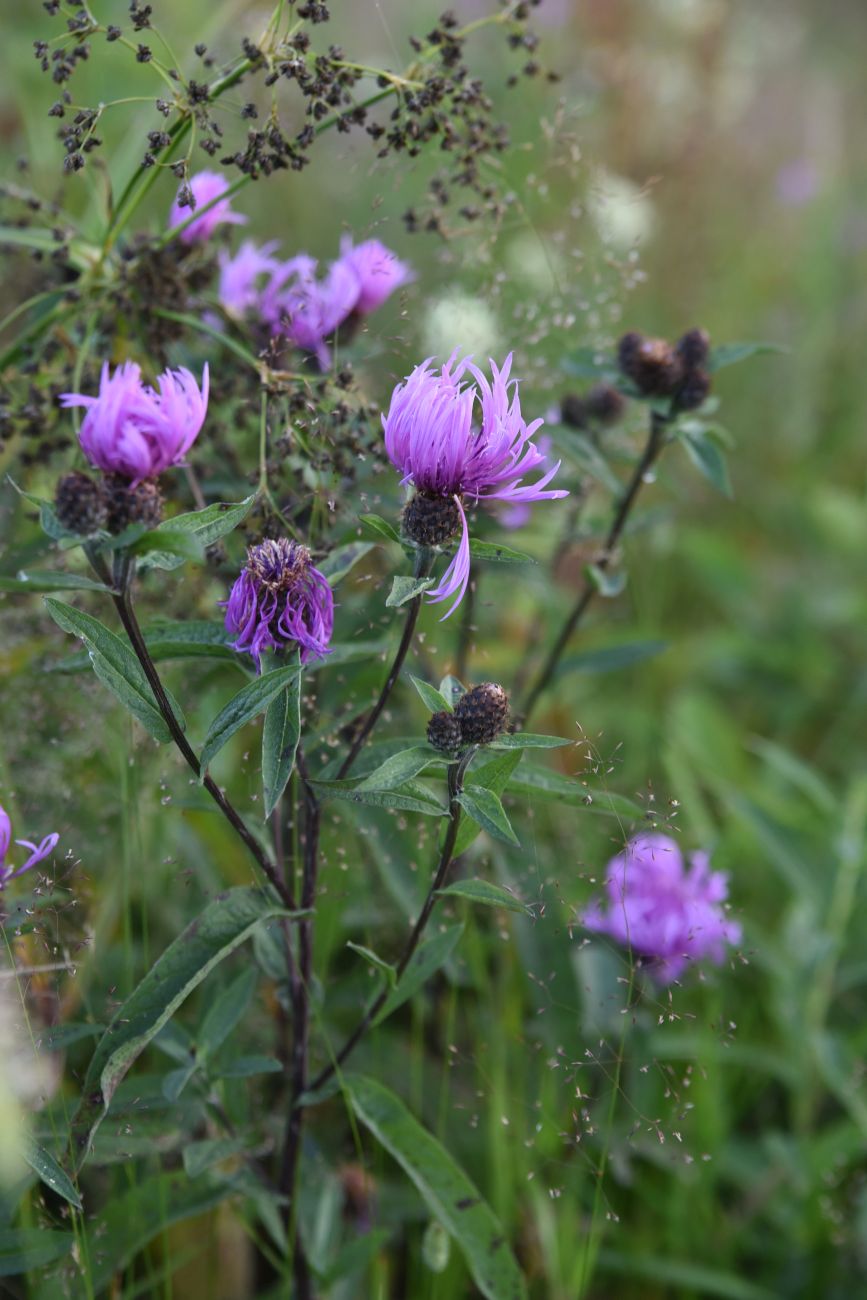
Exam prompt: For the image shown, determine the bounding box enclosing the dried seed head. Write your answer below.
[675,327,711,372]
[104,474,163,533]
[675,368,712,411]
[54,470,108,535]
[585,382,627,426]
[427,710,463,754]
[618,332,684,397]
[402,492,462,547]
[455,681,510,746]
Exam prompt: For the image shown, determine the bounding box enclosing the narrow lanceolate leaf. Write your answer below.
[22,1137,83,1210]
[0,570,112,594]
[468,539,535,564]
[312,781,448,817]
[200,662,300,777]
[319,541,377,586]
[356,746,443,791]
[358,512,403,545]
[438,675,466,708]
[0,1230,74,1277]
[410,675,454,714]
[707,340,783,372]
[9,480,78,543]
[346,1076,527,1300]
[197,966,258,1060]
[44,598,184,743]
[436,879,529,915]
[138,494,257,571]
[680,428,733,497]
[70,887,297,1167]
[374,925,464,1026]
[347,941,397,988]
[386,574,434,608]
[262,675,302,819]
[453,749,522,856]
[585,563,627,598]
[490,733,572,750]
[457,787,520,846]
[131,527,204,564]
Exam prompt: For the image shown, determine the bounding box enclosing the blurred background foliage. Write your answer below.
[1,0,867,1296]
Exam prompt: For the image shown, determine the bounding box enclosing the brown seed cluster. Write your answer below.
[617,327,713,411]
[427,682,510,752]
[53,470,164,535]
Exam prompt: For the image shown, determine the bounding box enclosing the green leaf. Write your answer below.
[319,541,377,586]
[22,1137,82,1210]
[0,570,112,594]
[313,781,448,817]
[456,788,520,846]
[508,765,647,820]
[438,675,466,708]
[454,750,522,856]
[200,662,301,776]
[0,1229,74,1277]
[357,746,442,791]
[262,675,302,819]
[410,675,454,714]
[386,574,434,608]
[216,1054,283,1079]
[681,428,733,497]
[584,563,626,598]
[557,640,668,677]
[422,1220,452,1274]
[70,887,297,1167]
[436,878,528,915]
[375,925,464,1026]
[706,341,783,373]
[323,1230,392,1287]
[559,345,618,381]
[346,1076,527,1300]
[131,527,204,564]
[198,966,258,1059]
[468,539,535,565]
[183,1137,244,1178]
[490,733,572,750]
[358,513,402,545]
[138,494,257,571]
[44,598,184,743]
[347,941,397,988]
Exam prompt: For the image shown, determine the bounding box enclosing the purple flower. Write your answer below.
[218,240,281,318]
[383,352,567,616]
[222,538,334,671]
[500,433,554,530]
[262,256,361,368]
[0,803,58,889]
[583,833,742,982]
[169,170,247,245]
[337,235,413,314]
[61,361,209,483]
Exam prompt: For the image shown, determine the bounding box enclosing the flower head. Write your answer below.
[61,361,209,484]
[337,235,413,314]
[0,803,58,889]
[262,256,360,368]
[218,240,281,319]
[222,538,334,671]
[169,170,247,245]
[383,353,567,615]
[583,833,741,982]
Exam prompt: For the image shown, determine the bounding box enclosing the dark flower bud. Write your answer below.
[104,474,163,533]
[427,710,463,754]
[559,394,587,429]
[54,470,107,535]
[585,382,626,426]
[401,491,462,547]
[455,682,510,746]
[618,332,684,397]
[675,368,712,411]
[675,327,710,371]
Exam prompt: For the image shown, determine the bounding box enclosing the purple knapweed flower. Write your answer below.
[222,538,334,672]
[383,352,567,616]
[218,240,281,319]
[583,833,742,982]
[262,256,361,368]
[336,235,413,314]
[0,803,58,889]
[60,361,209,484]
[169,170,247,245]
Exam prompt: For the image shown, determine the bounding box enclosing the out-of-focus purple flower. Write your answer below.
[0,803,58,889]
[169,170,247,245]
[383,352,567,616]
[775,159,819,208]
[222,538,334,672]
[218,240,281,318]
[262,256,361,368]
[336,235,413,314]
[583,833,741,982]
[61,362,209,484]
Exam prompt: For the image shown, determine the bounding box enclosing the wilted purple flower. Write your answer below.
[169,170,247,245]
[337,235,413,314]
[222,538,334,671]
[218,240,281,318]
[0,803,58,889]
[383,352,567,615]
[262,256,360,368]
[583,833,741,982]
[61,361,209,484]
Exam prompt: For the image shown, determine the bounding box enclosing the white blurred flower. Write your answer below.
[586,168,656,251]
[504,232,565,294]
[0,977,52,1187]
[649,0,726,37]
[422,290,501,359]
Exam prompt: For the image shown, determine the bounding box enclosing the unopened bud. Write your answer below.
[427,710,463,753]
[454,682,510,746]
[53,471,108,535]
